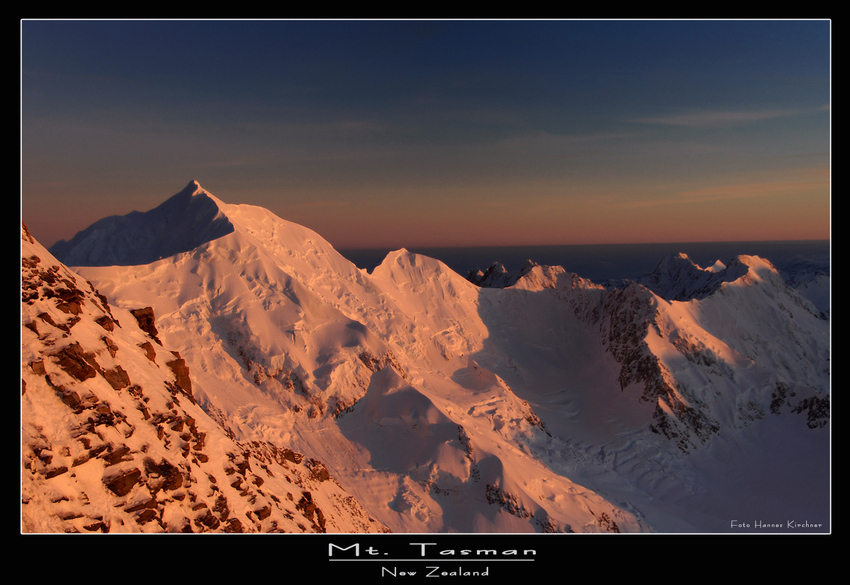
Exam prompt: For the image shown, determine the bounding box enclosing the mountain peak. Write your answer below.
[636,252,781,301]
[49,182,234,267]
[182,179,207,196]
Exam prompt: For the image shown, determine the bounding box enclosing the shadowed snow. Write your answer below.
[50,181,234,266]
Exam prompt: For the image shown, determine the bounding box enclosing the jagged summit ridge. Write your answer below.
[635,252,777,302]
[50,181,235,267]
[466,262,518,288]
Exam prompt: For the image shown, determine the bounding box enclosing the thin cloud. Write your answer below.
[292,200,354,209]
[632,108,804,128]
[621,177,828,209]
[676,178,828,202]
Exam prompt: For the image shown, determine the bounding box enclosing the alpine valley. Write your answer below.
[21,181,830,534]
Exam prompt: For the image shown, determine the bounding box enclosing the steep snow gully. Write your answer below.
[23,181,829,534]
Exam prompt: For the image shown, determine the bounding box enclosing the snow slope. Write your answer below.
[471,251,830,532]
[36,181,830,533]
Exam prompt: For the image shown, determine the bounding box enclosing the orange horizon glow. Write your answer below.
[22,20,830,252]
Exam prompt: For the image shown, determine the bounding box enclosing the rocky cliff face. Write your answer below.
[21,223,387,534]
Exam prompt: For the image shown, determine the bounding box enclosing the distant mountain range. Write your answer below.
[22,181,830,533]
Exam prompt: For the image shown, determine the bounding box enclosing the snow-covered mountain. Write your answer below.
[24,181,830,533]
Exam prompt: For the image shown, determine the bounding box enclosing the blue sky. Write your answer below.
[21,19,830,249]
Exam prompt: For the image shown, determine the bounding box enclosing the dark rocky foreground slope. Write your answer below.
[21,223,388,533]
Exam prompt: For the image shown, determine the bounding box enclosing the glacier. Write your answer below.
[22,181,830,534]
